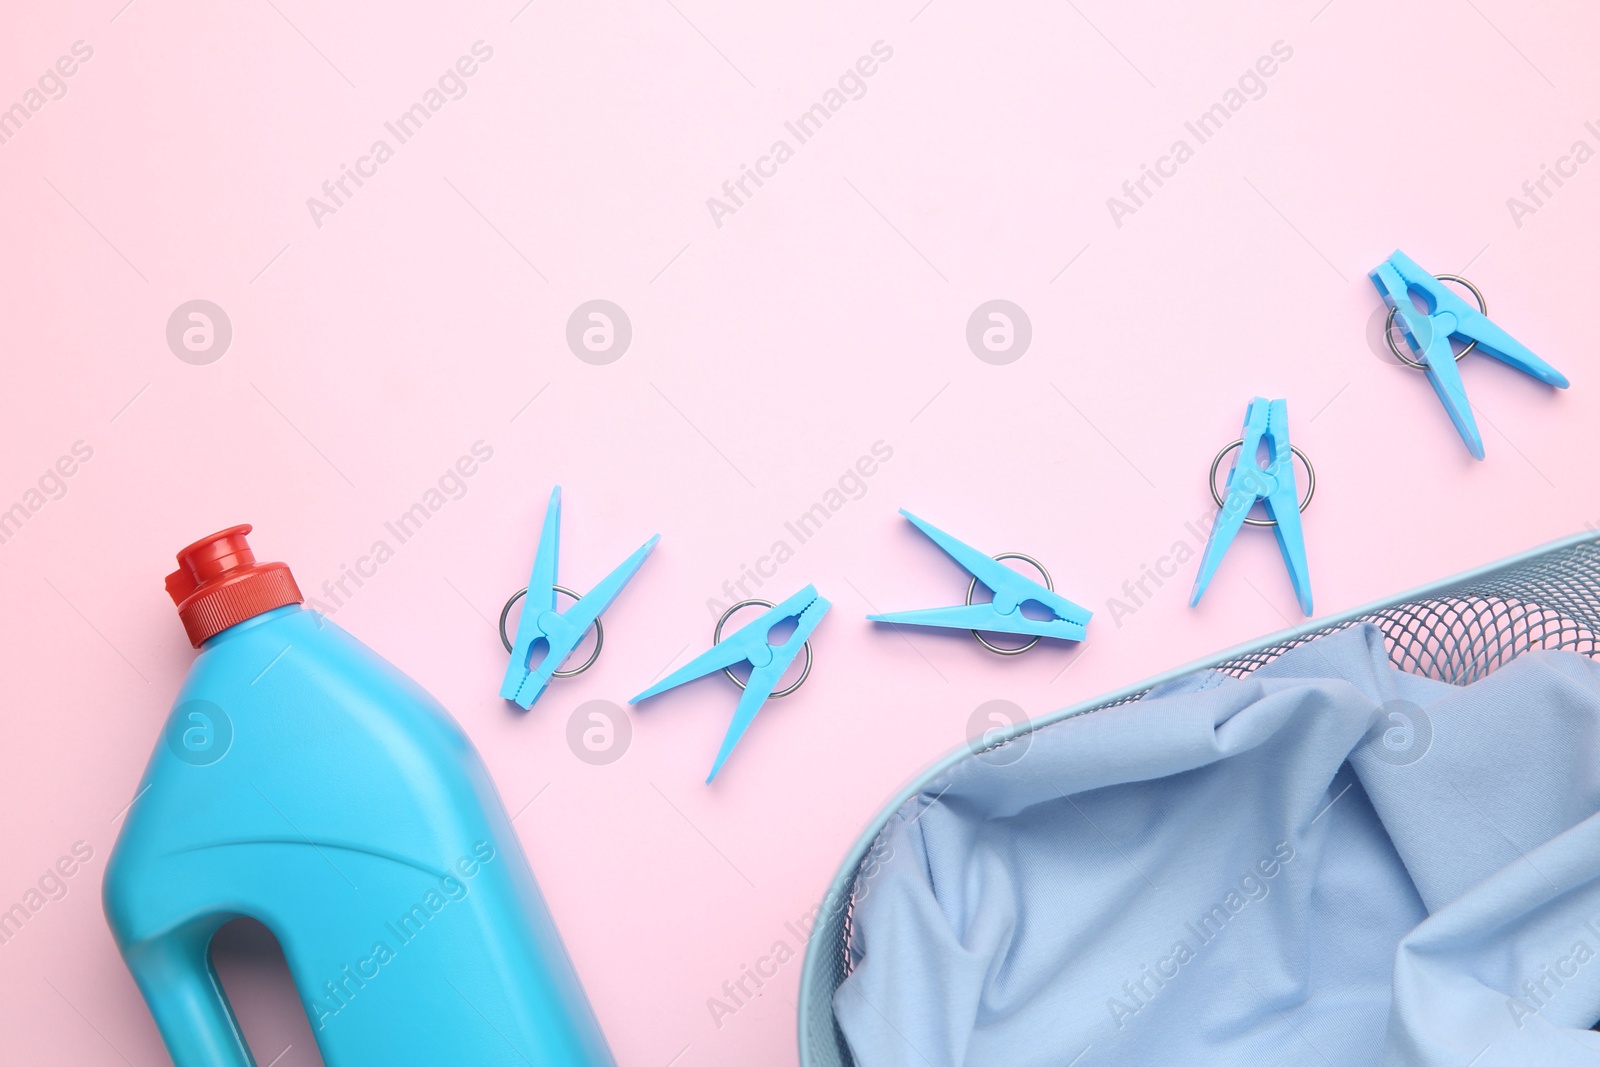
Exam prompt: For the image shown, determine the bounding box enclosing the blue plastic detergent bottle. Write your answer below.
[103,525,616,1066]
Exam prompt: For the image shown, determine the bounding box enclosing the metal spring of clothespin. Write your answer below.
[1206,439,1315,527]
[713,599,814,697]
[962,552,1056,655]
[499,585,603,677]
[1382,272,1487,371]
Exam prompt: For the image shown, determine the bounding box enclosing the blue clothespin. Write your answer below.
[499,487,658,709]
[1190,398,1313,616]
[630,585,830,783]
[1369,250,1568,459]
[866,510,1090,646]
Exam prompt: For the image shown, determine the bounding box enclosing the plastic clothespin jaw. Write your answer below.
[1369,250,1568,460]
[865,510,1091,642]
[630,585,831,783]
[1189,398,1313,617]
[499,486,659,709]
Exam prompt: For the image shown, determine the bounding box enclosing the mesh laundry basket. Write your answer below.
[798,532,1600,1066]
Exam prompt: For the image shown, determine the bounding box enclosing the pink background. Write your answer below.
[2,0,1598,1063]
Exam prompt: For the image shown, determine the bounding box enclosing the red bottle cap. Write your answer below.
[165,525,303,647]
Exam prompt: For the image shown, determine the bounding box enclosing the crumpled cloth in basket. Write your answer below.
[836,625,1600,1066]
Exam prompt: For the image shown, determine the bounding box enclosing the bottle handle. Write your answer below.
[123,920,258,1067]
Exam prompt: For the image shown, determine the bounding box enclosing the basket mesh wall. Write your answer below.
[801,537,1600,1067]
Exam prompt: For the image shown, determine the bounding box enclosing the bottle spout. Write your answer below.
[165,525,302,647]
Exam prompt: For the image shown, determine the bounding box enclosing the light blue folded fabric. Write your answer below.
[834,625,1600,1066]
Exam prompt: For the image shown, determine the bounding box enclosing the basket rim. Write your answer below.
[797,528,1600,1063]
